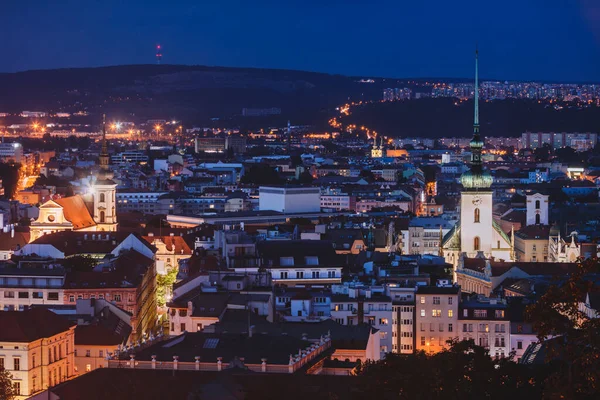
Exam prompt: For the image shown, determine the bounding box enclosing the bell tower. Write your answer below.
[93,114,118,231]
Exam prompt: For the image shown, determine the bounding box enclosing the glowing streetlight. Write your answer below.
[154,124,162,134]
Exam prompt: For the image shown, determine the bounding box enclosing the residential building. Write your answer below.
[458,297,510,358]
[330,284,393,359]
[0,263,65,311]
[415,284,460,354]
[0,308,76,398]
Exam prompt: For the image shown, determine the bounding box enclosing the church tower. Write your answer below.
[459,49,494,257]
[443,49,513,271]
[93,114,118,231]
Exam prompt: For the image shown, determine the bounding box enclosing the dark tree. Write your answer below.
[0,367,16,400]
[0,162,21,199]
[357,339,541,399]
[525,258,600,398]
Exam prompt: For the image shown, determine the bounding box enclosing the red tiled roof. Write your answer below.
[0,231,30,251]
[142,235,192,255]
[54,196,96,229]
[0,308,75,342]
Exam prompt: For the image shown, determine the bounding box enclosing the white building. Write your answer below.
[387,284,417,354]
[0,308,75,399]
[526,193,549,226]
[259,186,321,213]
[330,284,393,359]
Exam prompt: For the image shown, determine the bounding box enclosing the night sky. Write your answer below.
[2,0,600,82]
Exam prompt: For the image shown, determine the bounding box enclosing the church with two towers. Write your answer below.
[30,116,118,242]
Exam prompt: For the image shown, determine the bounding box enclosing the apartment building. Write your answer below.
[0,263,65,311]
[458,297,511,358]
[330,285,393,359]
[415,284,460,353]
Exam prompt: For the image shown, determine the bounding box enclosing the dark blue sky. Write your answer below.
[2,0,600,82]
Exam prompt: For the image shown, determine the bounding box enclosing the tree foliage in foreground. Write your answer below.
[526,257,600,398]
[0,367,16,400]
[357,340,542,399]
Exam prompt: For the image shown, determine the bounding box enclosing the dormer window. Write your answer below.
[280,257,294,266]
[305,256,319,265]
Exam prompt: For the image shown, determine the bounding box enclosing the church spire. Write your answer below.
[100,114,109,171]
[474,47,479,134]
[438,225,444,257]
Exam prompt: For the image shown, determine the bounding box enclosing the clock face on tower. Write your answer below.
[472,196,482,206]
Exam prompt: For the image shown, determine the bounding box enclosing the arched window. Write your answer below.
[535,214,541,225]
[99,211,105,223]
[474,208,480,223]
[535,200,540,209]
[99,193,105,202]
[474,236,480,251]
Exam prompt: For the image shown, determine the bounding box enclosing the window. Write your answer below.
[33,292,43,299]
[4,291,14,298]
[448,297,453,305]
[13,358,20,371]
[420,309,425,317]
[311,271,320,279]
[327,271,336,278]
[420,323,425,331]
[474,208,480,223]
[439,323,444,332]
[0,358,3,369]
[430,323,434,331]
[18,292,29,299]
[380,331,388,339]
[100,193,105,202]
[431,310,441,318]
[99,350,103,358]
[474,309,487,318]
[32,354,36,368]
[535,214,540,225]
[420,296,425,304]
[86,350,90,357]
[181,323,186,332]
[463,309,468,317]
[86,364,92,372]
[433,296,440,305]
[535,200,540,209]
[13,382,20,396]
[474,236,480,251]
[379,318,388,325]
[517,325,523,333]
[99,211,105,223]
[113,294,121,302]
[421,336,426,346]
[280,271,288,279]
[448,323,453,332]
[495,324,506,333]
[517,341,523,350]
[197,323,203,331]
[74,349,77,357]
[48,292,59,301]
[296,271,304,279]
[448,310,453,318]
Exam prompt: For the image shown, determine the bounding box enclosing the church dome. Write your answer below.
[461,169,493,189]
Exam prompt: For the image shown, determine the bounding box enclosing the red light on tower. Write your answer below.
[156,44,162,64]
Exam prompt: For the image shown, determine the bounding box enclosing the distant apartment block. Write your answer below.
[20,111,47,118]
[241,107,281,117]
[521,132,597,151]
[0,142,23,163]
[259,186,321,213]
